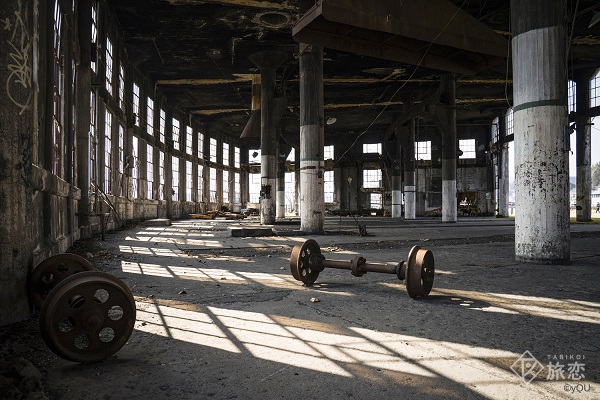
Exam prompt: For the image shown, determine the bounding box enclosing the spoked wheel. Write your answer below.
[289,239,322,285]
[39,271,136,363]
[29,253,94,310]
[405,246,435,299]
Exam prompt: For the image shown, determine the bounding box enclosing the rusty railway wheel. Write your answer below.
[40,271,136,363]
[29,253,94,310]
[290,239,322,285]
[405,246,435,299]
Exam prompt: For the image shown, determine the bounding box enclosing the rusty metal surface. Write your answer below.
[289,239,322,285]
[405,246,435,298]
[39,271,136,363]
[28,254,94,310]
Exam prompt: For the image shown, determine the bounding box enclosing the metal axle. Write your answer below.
[290,239,435,298]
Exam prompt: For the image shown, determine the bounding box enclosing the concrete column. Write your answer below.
[575,72,592,222]
[403,120,416,219]
[511,0,569,263]
[440,74,457,222]
[497,114,510,217]
[76,0,92,230]
[392,127,403,218]
[249,51,287,225]
[276,137,287,220]
[0,0,34,324]
[299,44,324,233]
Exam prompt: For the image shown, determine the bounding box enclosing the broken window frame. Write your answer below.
[172,156,180,201]
[324,170,334,202]
[159,109,166,143]
[209,167,217,202]
[172,118,180,151]
[158,150,165,201]
[186,160,193,202]
[415,141,431,161]
[147,144,154,199]
[104,110,112,194]
[132,83,140,126]
[147,97,154,136]
[186,126,193,155]
[131,136,139,198]
[105,36,114,95]
[222,170,229,202]
[459,139,476,159]
[210,138,217,163]
[363,169,382,189]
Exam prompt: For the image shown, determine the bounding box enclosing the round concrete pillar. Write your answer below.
[511,0,570,263]
[299,44,324,233]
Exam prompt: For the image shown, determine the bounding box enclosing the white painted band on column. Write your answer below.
[404,190,416,220]
[403,185,416,192]
[442,179,457,223]
[391,190,402,218]
[300,158,324,232]
[514,105,569,261]
[276,190,285,219]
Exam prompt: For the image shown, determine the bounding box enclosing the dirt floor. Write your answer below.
[1,216,599,399]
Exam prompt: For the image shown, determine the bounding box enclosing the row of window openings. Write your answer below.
[247,141,475,164]
[248,169,376,204]
[101,110,241,202]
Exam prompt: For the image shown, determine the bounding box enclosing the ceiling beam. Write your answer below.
[293,0,508,75]
[165,0,295,11]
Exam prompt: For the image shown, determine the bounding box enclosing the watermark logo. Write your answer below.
[511,351,545,383]
[511,351,589,388]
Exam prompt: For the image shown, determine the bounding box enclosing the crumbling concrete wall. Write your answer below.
[0,0,34,325]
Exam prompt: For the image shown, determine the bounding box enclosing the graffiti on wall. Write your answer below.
[3,0,32,115]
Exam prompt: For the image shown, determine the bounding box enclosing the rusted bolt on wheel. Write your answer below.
[28,254,136,363]
[289,239,435,298]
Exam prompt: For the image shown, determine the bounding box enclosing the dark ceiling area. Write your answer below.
[107,0,600,140]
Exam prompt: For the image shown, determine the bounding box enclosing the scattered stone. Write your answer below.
[86,252,94,259]
[147,294,155,298]
[178,290,187,295]
[310,297,320,303]
[279,267,285,270]
[220,277,226,280]
[19,375,43,395]
[11,358,42,380]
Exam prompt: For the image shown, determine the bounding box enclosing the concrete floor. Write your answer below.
[2,216,600,399]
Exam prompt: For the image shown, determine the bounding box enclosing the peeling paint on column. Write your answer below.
[404,185,416,220]
[442,179,457,222]
[391,187,402,217]
[300,125,324,233]
[260,154,276,224]
[511,3,570,263]
[299,44,324,233]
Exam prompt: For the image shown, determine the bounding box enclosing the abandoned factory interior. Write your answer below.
[1,0,600,398]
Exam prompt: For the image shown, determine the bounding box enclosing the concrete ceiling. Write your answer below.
[107,0,600,141]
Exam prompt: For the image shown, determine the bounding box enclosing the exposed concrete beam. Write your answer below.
[325,101,403,109]
[190,108,248,115]
[293,0,508,75]
[165,0,295,11]
[156,74,254,86]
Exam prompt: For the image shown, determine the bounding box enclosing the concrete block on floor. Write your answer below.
[230,227,274,237]
[142,218,172,227]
